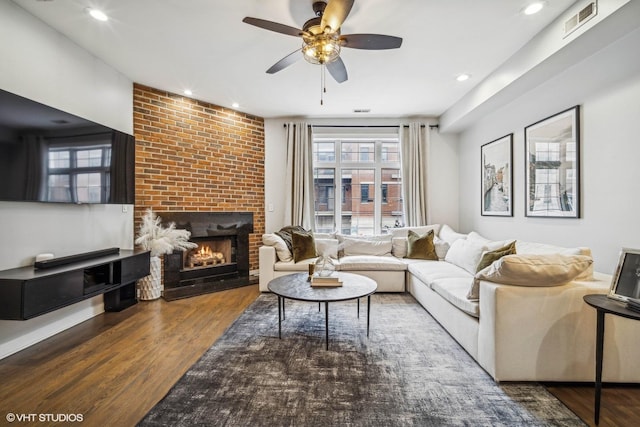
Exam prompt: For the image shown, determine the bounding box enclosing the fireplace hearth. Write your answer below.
[160,212,254,300]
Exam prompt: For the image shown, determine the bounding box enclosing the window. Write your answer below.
[534,142,560,162]
[47,145,111,203]
[313,134,403,235]
[360,184,370,203]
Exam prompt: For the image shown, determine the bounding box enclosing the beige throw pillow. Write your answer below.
[467,254,593,301]
[262,233,293,262]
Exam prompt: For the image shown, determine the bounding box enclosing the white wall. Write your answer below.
[264,117,459,233]
[0,1,134,359]
[456,27,640,274]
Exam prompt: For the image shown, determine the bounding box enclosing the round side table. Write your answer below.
[583,294,640,425]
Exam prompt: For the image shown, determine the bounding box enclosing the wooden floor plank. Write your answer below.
[1,284,637,426]
[0,285,260,426]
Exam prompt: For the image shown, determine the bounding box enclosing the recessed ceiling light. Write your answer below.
[232,102,240,108]
[86,8,108,22]
[456,74,471,82]
[523,2,545,15]
[184,89,193,96]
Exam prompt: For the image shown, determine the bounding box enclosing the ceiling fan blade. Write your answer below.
[321,0,354,32]
[242,17,304,37]
[266,49,302,74]
[340,34,403,50]
[326,57,348,83]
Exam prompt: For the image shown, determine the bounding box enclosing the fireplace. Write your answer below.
[160,212,254,300]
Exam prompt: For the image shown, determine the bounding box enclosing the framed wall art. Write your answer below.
[608,248,640,302]
[481,134,513,216]
[525,106,580,218]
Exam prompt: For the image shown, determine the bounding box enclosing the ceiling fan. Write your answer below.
[242,0,403,84]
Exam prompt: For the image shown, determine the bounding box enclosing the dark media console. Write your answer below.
[0,249,150,320]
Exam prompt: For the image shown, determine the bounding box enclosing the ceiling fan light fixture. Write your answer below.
[302,33,341,65]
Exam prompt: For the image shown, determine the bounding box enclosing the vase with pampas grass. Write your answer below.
[135,209,197,300]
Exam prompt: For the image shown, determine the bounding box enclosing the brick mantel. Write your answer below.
[133,84,265,270]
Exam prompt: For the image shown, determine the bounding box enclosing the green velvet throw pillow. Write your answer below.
[475,241,517,272]
[406,229,438,260]
[291,230,318,263]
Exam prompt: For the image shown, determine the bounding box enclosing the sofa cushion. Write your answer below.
[315,238,339,259]
[313,232,336,239]
[438,224,467,245]
[262,233,293,262]
[274,258,319,272]
[341,236,393,256]
[475,241,517,273]
[474,254,593,288]
[291,230,317,262]
[516,241,594,280]
[390,224,441,239]
[407,230,438,260]
[444,239,488,275]
[408,260,471,289]
[392,237,408,258]
[431,278,479,318]
[434,237,450,260]
[339,255,407,271]
[467,231,514,251]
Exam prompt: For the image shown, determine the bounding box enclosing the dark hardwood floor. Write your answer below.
[0,284,637,426]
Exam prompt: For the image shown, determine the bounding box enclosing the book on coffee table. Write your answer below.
[311,274,343,287]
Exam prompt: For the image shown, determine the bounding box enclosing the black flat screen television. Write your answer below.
[0,88,135,204]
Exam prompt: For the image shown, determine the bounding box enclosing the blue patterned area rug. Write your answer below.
[139,293,585,426]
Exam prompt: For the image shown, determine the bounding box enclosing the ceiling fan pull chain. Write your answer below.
[320,64,325,105]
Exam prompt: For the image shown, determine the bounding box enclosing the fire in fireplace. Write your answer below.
[185,238,230,269]
[159,212,254,300]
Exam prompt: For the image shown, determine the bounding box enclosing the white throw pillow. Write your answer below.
[313,232,336,239]
[467,231,513,251]
[392,237,408,258]
[444,239,488,274]
[341,236,393,257]
[434,236,451,260]
[315,238,339,259]
[474,254,593,288]
[262,233,292,262]
[439,224,467,246]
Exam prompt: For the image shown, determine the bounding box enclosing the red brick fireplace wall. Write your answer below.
[133,84,265,271]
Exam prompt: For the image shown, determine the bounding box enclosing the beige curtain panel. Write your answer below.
[400,122,430,226]
[284,122,315,230]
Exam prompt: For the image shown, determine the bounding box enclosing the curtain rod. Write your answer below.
[283,124,439,129]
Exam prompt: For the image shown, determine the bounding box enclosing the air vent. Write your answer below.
[353,109,371,113]
[563,1,597,38]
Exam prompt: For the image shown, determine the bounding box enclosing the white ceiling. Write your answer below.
[12,0,576,119]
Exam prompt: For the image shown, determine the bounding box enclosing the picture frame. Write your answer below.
[524,105,580,218]
[608,248,640,302]
[481,134,513,216]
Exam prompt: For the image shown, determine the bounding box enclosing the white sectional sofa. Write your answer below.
[259,225,640,383]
